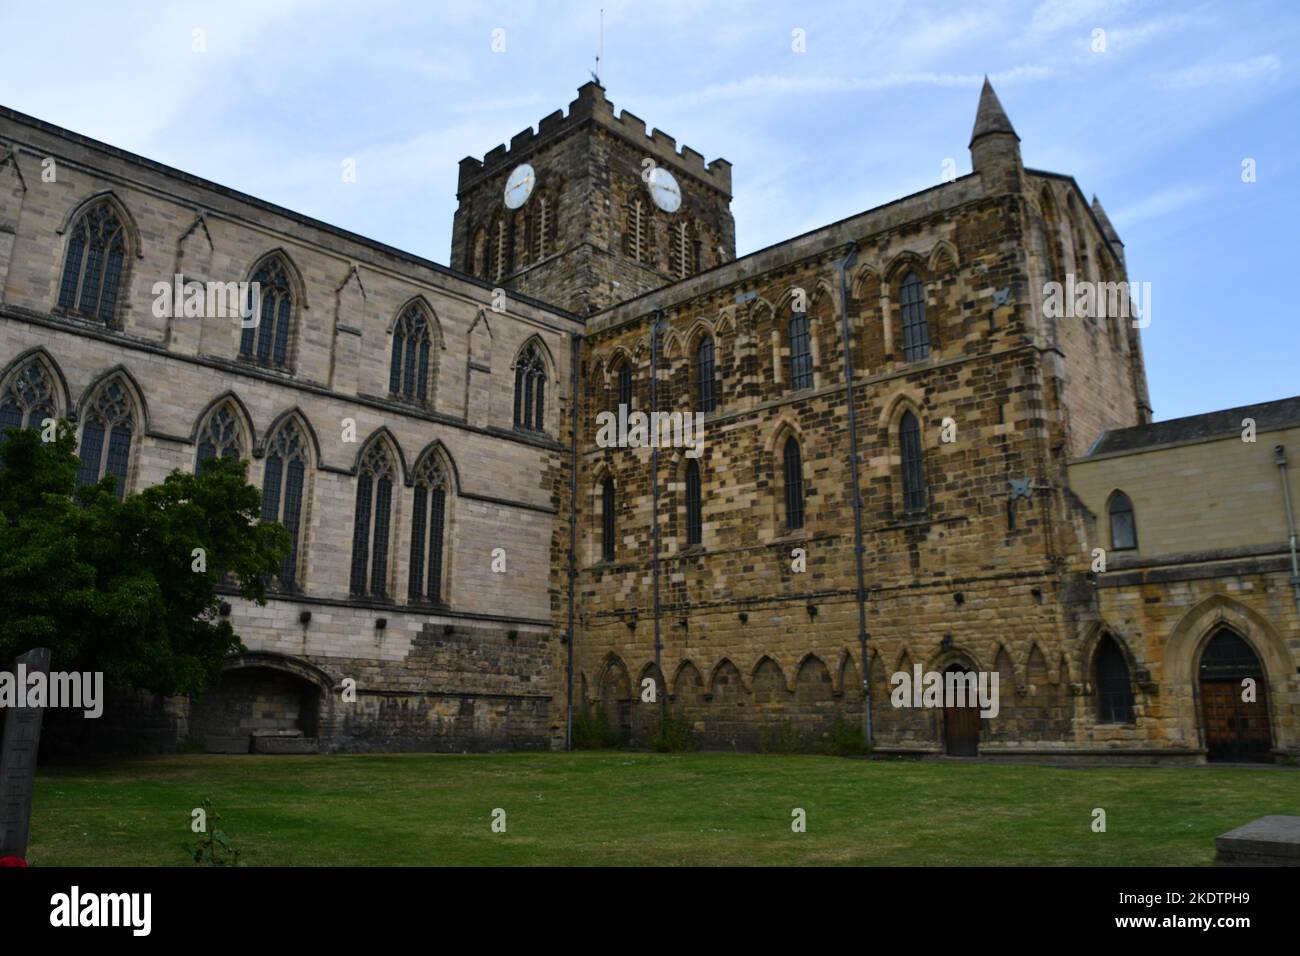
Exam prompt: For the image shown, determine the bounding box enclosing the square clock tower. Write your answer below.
[450,81,735,316]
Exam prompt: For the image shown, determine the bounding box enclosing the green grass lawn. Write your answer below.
[27,752,1299,866]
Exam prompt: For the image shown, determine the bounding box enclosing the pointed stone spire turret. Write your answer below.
[969,76,1019,146]
[968,77,1023,194]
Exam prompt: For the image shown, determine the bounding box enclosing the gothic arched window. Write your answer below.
[600,475,617,562]
[612,359,633,412]
[0,359,58,438]
[389,304,435,404]
[694,335,716,414]
[239,256,294,368]
[1095,636,1134,724]
[58,201,127,324]
[513,343,546,432]
[1108,490,1137,550]
[409,453,449,605]
[196,403,244,466]
[899,272,929,361]
[261,419,309,591]
[789,312,813,390]
[900,410,926,515]
[685,458,703,546]
[350,440,396,598]
[783,435,804,531]
[77,379,134,499]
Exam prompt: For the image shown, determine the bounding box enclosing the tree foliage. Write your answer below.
[0,423,290,696]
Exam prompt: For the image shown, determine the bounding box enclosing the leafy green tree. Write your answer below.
[0,423,290,696]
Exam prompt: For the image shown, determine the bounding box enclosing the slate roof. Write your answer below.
[1087,396,1300,456]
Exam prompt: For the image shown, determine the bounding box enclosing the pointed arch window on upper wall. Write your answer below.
[513,343,547,433]
[613,359,633,412]
[350,441,396,598]
[261,419,309,591]
[601,474,616,563]
[685,458,703,546]
[783,435,805,532]
[240,257,294,369]
[408,453,449,605]
[899,272,930,362]
[389,304,435,404]
[0,359,58,439]
[1108,490,1137,551]
[196,403,244,465]
[694,335,716,414]
[58,201,128,325]
[788,312,812,390]
[77,379,134,499]
[899,410,926,516]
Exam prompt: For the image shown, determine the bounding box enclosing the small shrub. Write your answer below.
[181,735,206,754]
[652,712,697,753]
[184,797,244,866]
[820,716,872,757]
[757,721,805,754]
[573,706,622,750]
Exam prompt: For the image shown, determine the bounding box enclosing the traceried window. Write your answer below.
[239,256,294,368]
[601,475,616,562]
[1095,636,1134,724]
[58,201,127,324]
[899,410,926,516]
[789,312,813,390]
[408,454,449,605]
[685,458,703,546]
[389,304,434,404]
[694,335,716,414]
[899,272,930,361]
[1108,490,1137,550]
[0,359,58,438]
[513,343,546,432]
[350,441,396,598]
[196,404,244,465]
[76,379,134,499]
[783,436,804,532]
[261,419,309,591]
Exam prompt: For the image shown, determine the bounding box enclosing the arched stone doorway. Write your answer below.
[1198,628,1273,762]
[190,653,330,753]
[943,663,980,757]
[597,656,631,745]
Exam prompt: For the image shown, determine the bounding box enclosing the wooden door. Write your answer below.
[1201,679,1271,762]
[1199,628,1272,762]
[943,667,980,756]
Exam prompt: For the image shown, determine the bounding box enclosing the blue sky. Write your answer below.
[1,0,1295,421]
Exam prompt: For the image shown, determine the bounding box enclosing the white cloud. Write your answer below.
[1111,184,1212,229]
[1158,54,1284,89]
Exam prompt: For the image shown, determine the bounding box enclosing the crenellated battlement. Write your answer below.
[457,82,731,196]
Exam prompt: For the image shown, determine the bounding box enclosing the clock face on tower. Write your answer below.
[646,166,681,213]
[504,163,535,209]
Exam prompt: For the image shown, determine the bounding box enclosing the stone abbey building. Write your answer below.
[1,80,1296,761]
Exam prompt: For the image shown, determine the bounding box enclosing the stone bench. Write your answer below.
[252,734,320,755]
[1214,815,1300,866]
